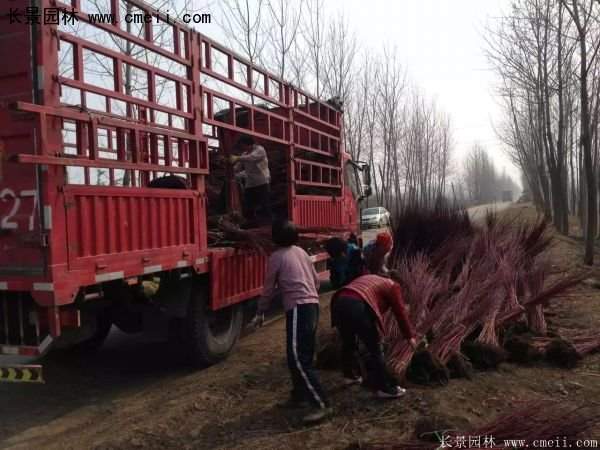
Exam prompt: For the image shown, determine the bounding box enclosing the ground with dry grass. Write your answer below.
[1,204,599,450]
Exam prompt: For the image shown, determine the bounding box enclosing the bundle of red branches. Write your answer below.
[207,216,274,253]
[530,328,600,358]
[352,400,600,449]
[384,205,586,381]
[207,215,329,255]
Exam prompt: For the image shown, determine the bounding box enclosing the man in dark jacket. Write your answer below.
[324,237,365,289]
[331,274,417,398]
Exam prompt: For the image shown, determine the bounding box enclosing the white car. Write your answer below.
[361,207,390,229]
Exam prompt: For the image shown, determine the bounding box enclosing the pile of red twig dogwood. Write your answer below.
[385,205,591,382]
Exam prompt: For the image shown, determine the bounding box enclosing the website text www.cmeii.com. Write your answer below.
[9,7,211,26]
[440,435,599,448]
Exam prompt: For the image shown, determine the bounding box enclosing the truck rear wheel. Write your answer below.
[184,283,243,367]
[72,309,112,353]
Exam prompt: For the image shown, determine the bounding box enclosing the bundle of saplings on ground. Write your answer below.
[383,203,598,384]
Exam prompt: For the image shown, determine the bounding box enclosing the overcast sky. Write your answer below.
[331,0,518,181]
[191,0,519,183]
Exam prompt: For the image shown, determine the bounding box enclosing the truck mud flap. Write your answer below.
[0,364,43,383]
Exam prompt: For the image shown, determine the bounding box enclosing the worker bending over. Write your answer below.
[230,135,271,227]
[331,274,417,398]
[253,220,332,424]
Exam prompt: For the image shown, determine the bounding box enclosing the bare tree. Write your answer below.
[486,0,575,233]
[286,29,310,89]
[374,48,406,211]
[304,0,326,97]
[401,92,452,207]
[344,51,379,161]
[264,0,304,80]
[322,14,357,106]
[560,0,600,264]
[487,0,600,264]
[218,0,267,68]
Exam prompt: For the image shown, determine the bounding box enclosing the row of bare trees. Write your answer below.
[217,0,453,213]
[486,0,600,264]
[345,62,453,213]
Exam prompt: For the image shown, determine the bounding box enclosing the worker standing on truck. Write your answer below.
[252,220,332,424]
[229,135,271,228]
[330,274,417,398]
[363,231,393,275]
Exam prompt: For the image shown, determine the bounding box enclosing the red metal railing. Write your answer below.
[294,158,341,189]
[15,0,208,185]
[199,35,287,107]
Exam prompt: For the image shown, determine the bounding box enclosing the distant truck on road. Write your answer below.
[502,190,514,202]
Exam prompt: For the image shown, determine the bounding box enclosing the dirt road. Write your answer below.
[1,204,600,449]
[467,201,512,221]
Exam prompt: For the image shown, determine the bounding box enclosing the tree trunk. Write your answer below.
[537,164,552,220]
[579,42,596,263]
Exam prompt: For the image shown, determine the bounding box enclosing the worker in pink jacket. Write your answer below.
[253,220,331,424]
[331,274,417,398]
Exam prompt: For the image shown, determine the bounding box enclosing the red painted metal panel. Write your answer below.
[293,195,344,229]
[210,249,267,310]
[209,248,332,310]
[64,185,203,272]
[0,1,45,275]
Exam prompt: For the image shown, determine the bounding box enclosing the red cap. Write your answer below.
[376,232,393,252]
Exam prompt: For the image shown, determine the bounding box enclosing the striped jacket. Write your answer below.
[333,274,415,339]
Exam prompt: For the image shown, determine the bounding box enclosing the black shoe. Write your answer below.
[302,407,333,424]
[342,375,363,386]
[375,385,407,399]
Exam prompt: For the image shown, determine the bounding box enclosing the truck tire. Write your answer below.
[73,309,112,353]
[184,283,243,367]
[111,306,143,334]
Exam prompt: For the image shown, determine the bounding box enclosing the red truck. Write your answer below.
[0,0,370,367]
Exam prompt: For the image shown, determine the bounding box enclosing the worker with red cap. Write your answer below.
[363,231,393,275]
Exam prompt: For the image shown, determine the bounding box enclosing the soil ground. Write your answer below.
[1,203,600,449]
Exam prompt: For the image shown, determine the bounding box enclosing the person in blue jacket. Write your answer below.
[324,237,365,289]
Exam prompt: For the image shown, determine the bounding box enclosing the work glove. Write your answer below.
[229,155,240,164]
[250,313,265,329]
